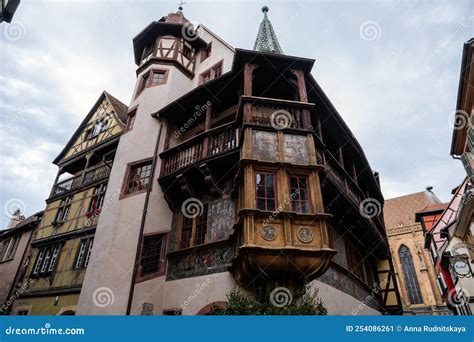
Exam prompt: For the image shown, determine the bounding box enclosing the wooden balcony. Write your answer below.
[239,96,314,130]
[50,164,111,198]
[160,124,240,177]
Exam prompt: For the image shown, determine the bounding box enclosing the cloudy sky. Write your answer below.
[0,0,471,227]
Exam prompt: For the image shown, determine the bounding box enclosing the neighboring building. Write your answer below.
[77,7,401,316]
[10,91,127,315]
[384,189,450,315]
[0,210,42,314]
[0,0,20,23]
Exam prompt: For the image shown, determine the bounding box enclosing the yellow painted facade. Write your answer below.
[11,93,126,315]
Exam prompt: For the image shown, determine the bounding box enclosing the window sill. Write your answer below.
[119,189,148,200]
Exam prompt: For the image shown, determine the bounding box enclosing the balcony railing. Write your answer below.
[161,125,239,176]
[51,164,111,197]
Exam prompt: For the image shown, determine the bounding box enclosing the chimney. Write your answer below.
[6,208,25,229]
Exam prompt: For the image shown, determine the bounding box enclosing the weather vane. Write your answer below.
[178,0,186,11]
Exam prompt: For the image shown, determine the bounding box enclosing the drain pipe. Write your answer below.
[126,120,163,315]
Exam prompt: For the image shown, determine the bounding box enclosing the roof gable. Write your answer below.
[53,91,128,165]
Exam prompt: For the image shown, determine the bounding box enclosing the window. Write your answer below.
[125,110,136,132]
[182,45,192,59]
[180,216,193,249]
[75,237,93,269]
[429,241,438,265]
[88,184,107,215]
[199,61,223,84]
[179,203,209,249]
[346,242,366,282]
[194,205,209,246]
[17,310,29,316]
[123,160,153,196]
[137,72,150,96]
[256,172,276,211]
[53,196,72,224]
[201,43,212,62]
[87,118,108,139]
[32,244,61,276]
[0,236,20,262]
[399,245,423,304]
[150,70,167,86]
[289,176,311,213]
[138,233,167,279]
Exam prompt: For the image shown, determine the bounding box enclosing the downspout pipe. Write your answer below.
[126,120,164,315]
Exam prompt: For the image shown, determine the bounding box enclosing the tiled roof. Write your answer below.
[417,202,449,214]
[159,11,189,24]
[104,91,128,124]
[384,190,440,230]
[253,6,283,54]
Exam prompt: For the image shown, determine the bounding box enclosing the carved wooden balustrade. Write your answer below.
[51,164,111,198]
[161,124,239,176]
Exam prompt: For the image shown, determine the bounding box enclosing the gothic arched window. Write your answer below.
[399,245,423,304]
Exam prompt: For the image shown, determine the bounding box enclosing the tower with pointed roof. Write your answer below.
[67,6,402,315]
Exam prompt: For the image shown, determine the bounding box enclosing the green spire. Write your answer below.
[253,6,284,54]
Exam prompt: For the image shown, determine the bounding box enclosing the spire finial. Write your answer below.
[253,5,284,54]
[178,0,186,11]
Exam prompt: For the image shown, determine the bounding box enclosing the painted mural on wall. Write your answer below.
[209,198,234,242]
[167,244,233,280]
[252,131,278,161]
[283,134,309,165]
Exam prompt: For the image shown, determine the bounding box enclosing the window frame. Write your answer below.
[74,237,94,269]
[177,203,209,250]
[124,108,137,133]
[288,174,312,214]
[120,158,154,199]
[398,244,424,305]
[87,183,107,216]
[136,232,169,283]
[32,244,62,277]
[53,196,72,225]
[200,43,212,62]
[255,171,277,212]
[135,69,169,98]
[199,60,223,85]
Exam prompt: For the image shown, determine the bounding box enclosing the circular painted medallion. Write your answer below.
[297,227,313,243]
[261,225,277,241]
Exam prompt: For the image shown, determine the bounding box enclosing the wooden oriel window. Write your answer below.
[32,244,61,277]
[138,233,168,280]
[75,237,94,269]
[123,159,153,196]
[289,175,311,213]
[256,172,276,211]
[201,43,212,62]
[53,196,72,224]
[125,110,136,132]
[178,203,209,249]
